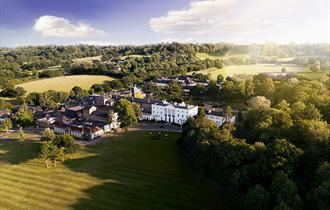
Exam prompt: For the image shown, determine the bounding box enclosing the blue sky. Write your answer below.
[1,0,329,47]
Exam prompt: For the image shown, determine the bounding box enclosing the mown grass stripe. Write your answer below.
[0,172,90,202]
[0,179,79,206]
[0,167,99,190]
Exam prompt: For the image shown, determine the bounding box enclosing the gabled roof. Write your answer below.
[0,109,11,116]
[67,105,84,112]
[63,110,78,119]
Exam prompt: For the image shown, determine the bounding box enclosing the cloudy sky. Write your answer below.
[1,0,329,47]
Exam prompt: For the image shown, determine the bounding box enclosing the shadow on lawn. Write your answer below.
[65,132,241,210]
[0,140,39,164]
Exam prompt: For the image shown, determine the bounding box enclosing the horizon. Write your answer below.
[1,0,329,47]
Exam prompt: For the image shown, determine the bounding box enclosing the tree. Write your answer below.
[115,99,137,132]
[245,185,270,210]
[290,120,330,149]
[53,134,79,159]
[262,139,303,175]
[14,106,34,126]
[1,119,12,133]
[224,106,233,123]
[42,128,55,141]
[308,162,330,210]
[196,107,206,118]
[18,127,25,143]
[70,86,87,98]
[43,141,63,168]
[217,74,224,83]
[274,100,291,113]
[247,96,271,110]
[271,172,302,209]
[254,77,275,99]
[40,141,53,168]
[166,80,183,102]
[132,102,142,119]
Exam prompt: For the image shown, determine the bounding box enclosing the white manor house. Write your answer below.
[141,101,198,125]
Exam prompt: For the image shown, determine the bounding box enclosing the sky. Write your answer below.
[1,0,329,47]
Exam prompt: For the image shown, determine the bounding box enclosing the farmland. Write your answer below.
[195,52,250,60]
[0,131,235,210]
[16,75,114,94]
[72,56,103,64]
[188,63,307,80]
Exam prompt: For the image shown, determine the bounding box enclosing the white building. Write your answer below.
[206,110,236,126]
[144,101,198,125]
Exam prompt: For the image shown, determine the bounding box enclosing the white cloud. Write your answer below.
[149,0,329,42]
[34,15,107,38]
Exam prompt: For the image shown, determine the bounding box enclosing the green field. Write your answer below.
[73,56,103,64]
[195,52,250,60]
[16,75,114,94]
[0,131,236,210]
[188,64,306,80]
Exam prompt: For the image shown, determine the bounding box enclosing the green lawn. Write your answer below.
[16,75,115,94]
[188,64,306,80]
[195,52,250,60]
[0,131,237,210]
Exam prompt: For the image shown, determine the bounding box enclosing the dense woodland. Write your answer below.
[1,43,329,89]
[179,74,330,209]
[0,43,329,210]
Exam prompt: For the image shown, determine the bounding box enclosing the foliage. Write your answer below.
[0,118,12,133]
[115,99,137,130]
[13,106,34,126]
[17,127,25,143]
[53,134,79,158]
[42,128,55,141]
[245,184,270,210]
[247,96,271,110]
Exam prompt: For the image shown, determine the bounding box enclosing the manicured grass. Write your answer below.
[16,75,115,94]
[73,56,103,64]
[297,71,328,80]
[188,64,306,80]
[0,131,236,210]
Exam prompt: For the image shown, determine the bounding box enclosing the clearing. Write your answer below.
[0,131,237,210]
[195,52,250,60]
[16,75,114,94]
[188,63,306,80]
[73,56,103,64]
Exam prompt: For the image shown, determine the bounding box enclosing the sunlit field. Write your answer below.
[72,56,103,64]
[16,75,114,94]
[188,64,306,80]
[0,131,236,210]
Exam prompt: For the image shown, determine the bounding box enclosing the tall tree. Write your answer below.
[115,99,137,132]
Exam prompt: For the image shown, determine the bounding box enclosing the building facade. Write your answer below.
[141,101,198,125]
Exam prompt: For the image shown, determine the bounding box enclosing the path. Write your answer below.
[76,122,182,146]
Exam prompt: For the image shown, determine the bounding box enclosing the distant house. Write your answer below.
[0,109,11,122]
[53,121,109,140]
[26,105,43,114]
[82,105,120,129]
[205,110,236,126]
[81,94,111,106]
